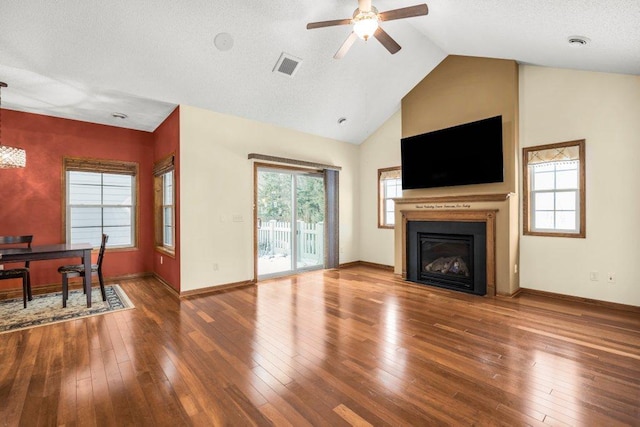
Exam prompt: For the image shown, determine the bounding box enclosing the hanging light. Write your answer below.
[352,7,379,41]
[0,82,26,168]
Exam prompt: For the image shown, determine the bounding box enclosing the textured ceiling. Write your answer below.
[0,0,638,143]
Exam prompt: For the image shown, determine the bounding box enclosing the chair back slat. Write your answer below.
[0,235,33,247]
[0,235,33,268]
[97,234,108,268]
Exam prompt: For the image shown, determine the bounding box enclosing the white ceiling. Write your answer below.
[1,0,638,143]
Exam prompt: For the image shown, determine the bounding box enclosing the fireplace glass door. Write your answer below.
[419,233,474,290]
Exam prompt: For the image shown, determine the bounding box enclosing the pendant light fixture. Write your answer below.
[0,82,26,168]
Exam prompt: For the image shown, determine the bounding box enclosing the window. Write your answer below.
[64,158,138,248]
[378,167,402,228]
[523,140,585,238]
[154,155,175,254]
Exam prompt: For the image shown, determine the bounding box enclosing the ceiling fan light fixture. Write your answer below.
[353,9,379,40]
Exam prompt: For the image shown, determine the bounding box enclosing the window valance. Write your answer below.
[64,157,137,175]
[527,145,580,165]
[153,155,175,176]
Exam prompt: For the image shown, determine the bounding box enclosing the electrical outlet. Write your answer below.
[213,263,219,271]
[589,271,599,281]
[607,272,615,283]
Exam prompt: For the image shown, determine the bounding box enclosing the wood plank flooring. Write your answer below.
[1,266,639,426]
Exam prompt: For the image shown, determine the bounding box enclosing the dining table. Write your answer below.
[0,243,94,307]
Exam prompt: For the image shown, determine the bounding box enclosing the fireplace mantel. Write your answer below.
[395,192,513,205]
[401,209,498,296]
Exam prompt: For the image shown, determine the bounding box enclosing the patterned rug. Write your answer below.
[0,285,134,334]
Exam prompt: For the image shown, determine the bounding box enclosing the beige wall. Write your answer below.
[396,55,520,295]
[179,105,360,292]
[519,66,640,306]
[402,55,519,196]
[358,110,402,266]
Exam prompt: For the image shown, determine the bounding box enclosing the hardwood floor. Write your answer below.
[1,266,639,426]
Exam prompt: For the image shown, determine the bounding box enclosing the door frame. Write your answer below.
[253,162,325,281]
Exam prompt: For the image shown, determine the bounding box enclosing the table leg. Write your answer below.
[84,249,92,307]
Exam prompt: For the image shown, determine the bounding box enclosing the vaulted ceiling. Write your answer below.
[1,1,638,143]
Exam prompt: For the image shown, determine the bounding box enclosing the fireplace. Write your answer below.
[407,220,487,295]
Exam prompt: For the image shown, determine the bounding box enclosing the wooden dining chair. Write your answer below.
[0,235,34,308]
[58,234,108,308]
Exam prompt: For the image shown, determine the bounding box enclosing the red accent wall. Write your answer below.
[152,107,181,291]
[0,109,155,290]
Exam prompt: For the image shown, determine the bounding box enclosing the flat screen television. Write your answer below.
[401,115,504,190]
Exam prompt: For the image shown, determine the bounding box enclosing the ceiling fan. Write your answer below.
[307,0,428,59]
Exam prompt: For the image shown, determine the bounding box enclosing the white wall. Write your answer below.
[358,110,402,266]
[519,66,640,306]
[179,105,360,292]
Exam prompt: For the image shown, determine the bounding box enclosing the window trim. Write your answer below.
[63,157,139,249]
[523,140,585,238]
[154,154,176,256]
[378,166,401,229]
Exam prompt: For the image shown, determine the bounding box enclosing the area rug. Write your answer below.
[0,285,134,334]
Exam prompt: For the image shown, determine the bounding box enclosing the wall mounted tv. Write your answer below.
[401,115,504,190]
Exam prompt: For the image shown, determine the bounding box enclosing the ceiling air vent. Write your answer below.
[273,53,302,77]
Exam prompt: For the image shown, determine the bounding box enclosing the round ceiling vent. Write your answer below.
[214,33,234,51]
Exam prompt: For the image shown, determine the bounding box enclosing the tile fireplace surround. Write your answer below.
[394,193,518,296]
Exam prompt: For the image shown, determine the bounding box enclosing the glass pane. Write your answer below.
[257,170,294,276]
[533,171,554,191]
[534,192,554,210]
[103,174,132,187]
[69,183,102,205]
[104,226,132,246]
[534,211,554,229]
[69,171,101,185]
[556,192,576,211]
[556,170,578,189]
[164,225,173,246]
[385,199,395,211]
[163,171,173,203]
[164,207,172,227]
[386,211,395,225]
[104,207,132,226]
[103,183,133,205]
[71,227,102,247]
[70,207,101,227]
[296,174,325,270]
[385,179,401,198]
[556,211,577,230]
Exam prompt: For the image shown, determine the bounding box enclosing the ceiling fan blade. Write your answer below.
[379,4,428,22]
[334,32,358,59]
[374,27,401,55]
[307,18,352,30]
[358,0,372,12]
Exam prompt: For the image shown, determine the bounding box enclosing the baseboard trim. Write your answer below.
[152,273,180,297]
[518,287,640,313]
[339,260,394,271]
[179,280,256,298]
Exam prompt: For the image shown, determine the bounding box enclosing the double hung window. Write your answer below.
[378,167,402,228]
[154,155,175,254]
[523,140,585,237]
[64,158,137,248]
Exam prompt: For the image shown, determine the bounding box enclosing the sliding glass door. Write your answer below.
[256,167,325,278]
